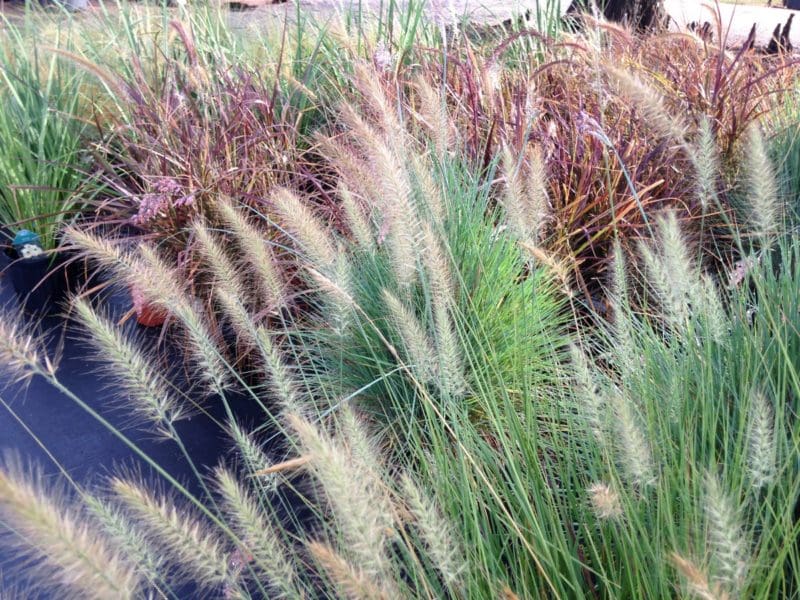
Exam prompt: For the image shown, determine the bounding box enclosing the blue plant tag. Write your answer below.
[12,229,42,252]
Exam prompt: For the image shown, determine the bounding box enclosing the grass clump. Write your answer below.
[276,69,569,431]
[432,23,797,301]
[0,4,798,600]
[0,24,92,249]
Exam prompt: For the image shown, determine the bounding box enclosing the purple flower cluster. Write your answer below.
[132,178,195,226]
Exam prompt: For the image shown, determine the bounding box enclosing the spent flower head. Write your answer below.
[588,481,623,520]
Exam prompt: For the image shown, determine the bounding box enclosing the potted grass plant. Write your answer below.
[86,39,300,326]
[0,35,91,314]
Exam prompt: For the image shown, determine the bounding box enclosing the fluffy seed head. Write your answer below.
[287,411,396,584]
[71,298,186,437]
[671,553,730,600]
[228,421,280,493]
[215,287,260,350]
[401,474,465,592]
[193,221,240,285]
[691,118,720,213]
[704,473,749,591]
[0,456,140,599]
[383,289,439,386]
[698,274,729,344]
[328,253,357,337]
[742,124,781,246]
[501,145,548,245]
[611,392,656,489]
[254,327,304,418]
[422,223,466,398]
[413,77,454,158]
[569,344,606,443]
[746,390,776,490]
[588,482,623,520]
[66,229,229,396]
[352,62,406,145]
[308,541,391,600]
[273,187,338,272]
[410,153,446,226]
[639,211,703,333]
[608,241,640,383]
[340,185,375,252]
[0,309,47,383]
[193,220,250,312]
[316,134,382,208]
[62,227,130,275]
[607,66,688,146]
[139,246,230,397]
[610,239,629,307]
[378,149,420,288]
[217,199,286,311]
[215,467,300,598]
[305,251,356,341]
[338,102,420,288]
[83,494,163,585]
[111,477,236,591]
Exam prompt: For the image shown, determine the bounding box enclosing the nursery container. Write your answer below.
[3,248,70,315]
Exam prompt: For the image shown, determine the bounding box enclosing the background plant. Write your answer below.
[767,88,800,220]
[87,23,303,249]
[0,23,93,250]
[421,21,798,302]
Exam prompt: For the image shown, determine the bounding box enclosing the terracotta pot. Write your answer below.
[129,284,168,327]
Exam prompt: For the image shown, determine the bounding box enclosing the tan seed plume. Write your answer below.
[287,412,397,587]
[273,187,338,272]
[308,541,391,600]
[401,474,465,592]
[587,482,623,520]
[671,553,730,600]
[0,458,140,599]
[71,297,186,438]
[215,467,301,599]
[217,199,286,311]
[383,289,439,386]
[112,477,235,590]
[606,66,688,147]
[742,124,781,246]
[0,309,48,382]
